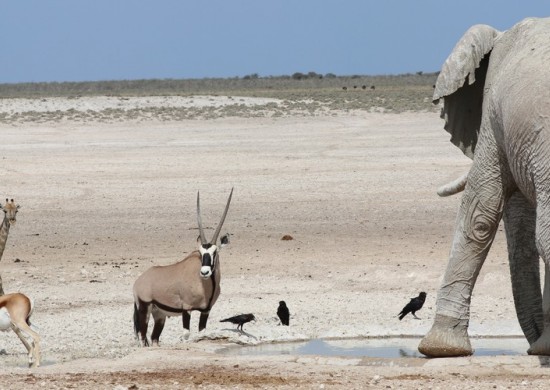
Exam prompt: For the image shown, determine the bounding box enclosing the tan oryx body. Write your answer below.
[0,199,20,296]
[133,189,233,346]
[0,292,40,367]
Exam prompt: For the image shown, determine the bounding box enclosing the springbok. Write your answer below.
[133,189,233,346]
[0,292,40,367]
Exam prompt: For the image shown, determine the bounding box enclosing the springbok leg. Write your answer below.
[12,323,40,367]
[11,325,32,352]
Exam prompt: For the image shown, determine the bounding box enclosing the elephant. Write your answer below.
[418,17,550,357]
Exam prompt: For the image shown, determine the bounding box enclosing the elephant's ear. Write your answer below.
[434,24,501,159]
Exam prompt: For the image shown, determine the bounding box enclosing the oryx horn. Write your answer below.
[197,192,207,245]
[212,188,233,244]
[196,188,233,245]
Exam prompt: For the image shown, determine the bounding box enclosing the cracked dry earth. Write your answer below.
[1,101,550,388]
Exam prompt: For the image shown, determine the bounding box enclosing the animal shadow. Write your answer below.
[221,327,258,340]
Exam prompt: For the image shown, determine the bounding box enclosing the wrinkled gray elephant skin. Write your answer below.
[419,17,550,357]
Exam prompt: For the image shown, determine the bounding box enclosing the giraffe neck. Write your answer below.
[0,216,10,260]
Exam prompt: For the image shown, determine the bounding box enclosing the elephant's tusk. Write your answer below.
[437,172,468,197]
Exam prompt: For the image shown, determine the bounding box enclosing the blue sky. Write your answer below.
[1,1,548,83]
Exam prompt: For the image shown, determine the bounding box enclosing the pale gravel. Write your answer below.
[0,99,547,388]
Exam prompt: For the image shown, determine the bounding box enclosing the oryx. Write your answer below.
[0,292,40,367]
[133,189,233,346]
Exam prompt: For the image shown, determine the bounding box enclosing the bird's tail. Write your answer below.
[220,318,230,323]
[398,312,405,321]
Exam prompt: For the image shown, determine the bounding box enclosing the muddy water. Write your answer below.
[220,337,529,358]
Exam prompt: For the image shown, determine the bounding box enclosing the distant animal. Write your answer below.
[0,292,40,367]
[398,292,427,320]
[133,189,233,346]
[220,313,256,331]
[277,301,290,326]
[342,86,347,91]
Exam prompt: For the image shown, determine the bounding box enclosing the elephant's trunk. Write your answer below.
[528,264,550,355]
[511,263,544,344]
[504,192,543,345]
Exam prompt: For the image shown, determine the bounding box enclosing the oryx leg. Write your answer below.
[199,311,210,332]
[150,307,166,346]
[11,322,40,368]
[182,311,191,340]
[136,301,151,347]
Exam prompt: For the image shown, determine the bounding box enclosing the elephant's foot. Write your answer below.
[418,314,473,357]
[528,328,550,355]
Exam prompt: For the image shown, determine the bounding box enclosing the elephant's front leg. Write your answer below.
[419,163,504,357]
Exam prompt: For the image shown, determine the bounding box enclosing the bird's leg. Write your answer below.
[413,313,421,320]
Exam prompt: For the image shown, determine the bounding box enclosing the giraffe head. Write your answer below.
[2,199,20,225]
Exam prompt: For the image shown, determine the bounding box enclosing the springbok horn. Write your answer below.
[437,172,468,197]
[211,188,234,244]
[197,192,207,245]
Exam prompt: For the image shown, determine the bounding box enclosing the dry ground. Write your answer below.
[0,96,549,388]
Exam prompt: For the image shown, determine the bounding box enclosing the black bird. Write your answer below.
[220,313,256,331]
[398,292,427,320]
[277,301,290,326]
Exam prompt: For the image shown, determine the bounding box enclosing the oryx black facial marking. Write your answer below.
[199,244,219,279]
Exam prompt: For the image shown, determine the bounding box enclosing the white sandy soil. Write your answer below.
[0,96,548,388]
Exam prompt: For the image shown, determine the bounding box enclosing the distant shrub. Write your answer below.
[291,71,323,80]
[243,73,259,80]
[0,72,440,100]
